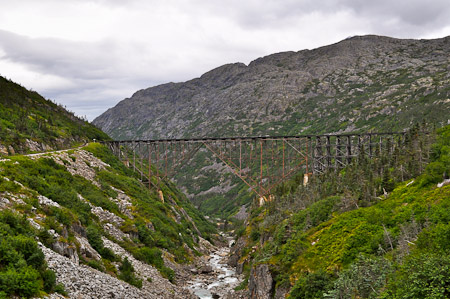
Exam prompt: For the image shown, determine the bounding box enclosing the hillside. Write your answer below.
[229,124,450,298]
[0,77,221,298]
[0,76,109,156]
[93,35,450,218]
[0,143,216,298]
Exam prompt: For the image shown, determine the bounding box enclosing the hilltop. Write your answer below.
[0,76,109,156]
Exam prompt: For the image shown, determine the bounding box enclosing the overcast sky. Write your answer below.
[0,0,449,121]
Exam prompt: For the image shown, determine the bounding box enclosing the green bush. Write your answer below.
[0,266,41,297]
[0,177,20,193]
[289,270,333,299]
[135,247,164,269]
[325,255,392,299]
[86,225,117,261]
[0,209,57,297]
[42,269,56,293]
[383,253,450,298]
[119,257,142,288]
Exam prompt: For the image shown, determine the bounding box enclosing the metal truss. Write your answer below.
[103,132,405,198]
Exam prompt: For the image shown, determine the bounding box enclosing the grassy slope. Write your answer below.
[0,76,109,154]
[238,124,450,298]
[0,143,216,297]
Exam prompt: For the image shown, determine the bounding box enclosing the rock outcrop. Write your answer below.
[41,243,195,298]
[248,264,273,299]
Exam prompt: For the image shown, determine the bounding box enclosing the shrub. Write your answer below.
[42,269,56,293]
[135,247,164,269]
[0,209,58,297]
[54,283,68,296]
[325,255,392,299]
[119,257,142,288]
[86,225,117,261]
[290,270,333,299]
[383,253,450,298]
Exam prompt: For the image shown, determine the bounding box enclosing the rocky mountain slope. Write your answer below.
[93,35,450,218]
[0,143,216,298]
[0,76,109,156]
[94,35,450,140]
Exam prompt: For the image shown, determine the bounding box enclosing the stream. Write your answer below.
[187,235,241,298]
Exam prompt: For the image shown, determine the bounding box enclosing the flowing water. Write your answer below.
[187,237,241,298]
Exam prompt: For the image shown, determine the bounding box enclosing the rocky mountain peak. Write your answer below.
[93,34,450,141]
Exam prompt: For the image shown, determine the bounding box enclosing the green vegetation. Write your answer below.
[0,76,109,155]
[0,209,65,298]
[0,141,216,292]
[236,124,450,298]
[118,257,142,288]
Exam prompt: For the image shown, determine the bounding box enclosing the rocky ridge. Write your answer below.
[94,35,450,140]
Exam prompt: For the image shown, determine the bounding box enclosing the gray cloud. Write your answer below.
[195,0,450,34]
[0,0,449,121]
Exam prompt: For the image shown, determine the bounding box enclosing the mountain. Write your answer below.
[93,35,450,218]
[94,35,450,140]
[0,76,109,156]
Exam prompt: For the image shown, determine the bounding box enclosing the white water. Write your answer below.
[188,239,241,298]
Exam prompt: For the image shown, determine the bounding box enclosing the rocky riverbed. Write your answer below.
[186,234,243,298]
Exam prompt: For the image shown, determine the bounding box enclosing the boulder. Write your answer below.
[199,265,213,274]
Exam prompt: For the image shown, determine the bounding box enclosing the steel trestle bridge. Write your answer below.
[102,132,406,198]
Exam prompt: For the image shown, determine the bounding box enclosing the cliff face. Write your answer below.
[94,35,450,140]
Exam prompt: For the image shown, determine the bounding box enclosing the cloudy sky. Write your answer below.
[0,0,449,121]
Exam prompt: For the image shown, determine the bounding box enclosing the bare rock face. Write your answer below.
[76,236,101,260]
[52,241,79,265]
[228,236,246,268]
[248,264,273,299]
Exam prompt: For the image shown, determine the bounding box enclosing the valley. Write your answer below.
[1,34,450,298]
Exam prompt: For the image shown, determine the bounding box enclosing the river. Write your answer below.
[187,235,241,298]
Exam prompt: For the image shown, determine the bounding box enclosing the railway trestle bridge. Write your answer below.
[102,132,406,198]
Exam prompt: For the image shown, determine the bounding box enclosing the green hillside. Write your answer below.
[0,76,109,155]
[0,76,218,298]
[234,124,450,298]
[0,143,215,297]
